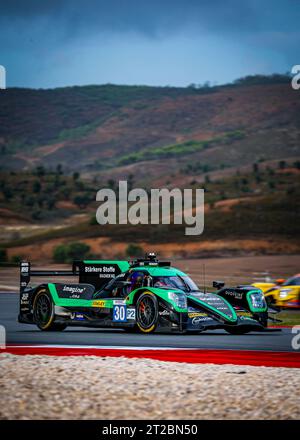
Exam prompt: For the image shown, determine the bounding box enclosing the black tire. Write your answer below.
[136,292,158,333]
[33,289,67,331]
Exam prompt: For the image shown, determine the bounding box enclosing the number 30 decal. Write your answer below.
[113,305,127,322]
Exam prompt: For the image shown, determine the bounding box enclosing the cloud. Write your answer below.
[2,0,299,42]
[0,0,299,88]
[0,0,266,37]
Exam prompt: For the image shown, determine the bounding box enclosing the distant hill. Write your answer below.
[0,74,299,187]
[1,74,300,262]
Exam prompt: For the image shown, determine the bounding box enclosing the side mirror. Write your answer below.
[276,279,285,285]
[213,280,225,290]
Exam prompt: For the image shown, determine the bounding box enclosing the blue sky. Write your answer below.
[0,0,299,88]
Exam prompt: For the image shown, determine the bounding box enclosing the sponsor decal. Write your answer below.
[159,310,170,316]
[71,313,85,321]
[224,290,243,299]
[113,305,127,322]
[113,300,125,305]
[21,265,29,273]
[21,293,29,305]
[237,311,252,317]
[239,316,256,321]
[63,285,85,295]
[188,312,208,318]
[92,300,106,308]
[84,265,117,279]
[192,292,234,318]
[20,292,30,311]
[85,265,116,273]
[192,316,212,325]
[127,308,136,320]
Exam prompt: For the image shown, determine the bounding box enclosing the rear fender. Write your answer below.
[19,283,48,323]
[47,283,95,307]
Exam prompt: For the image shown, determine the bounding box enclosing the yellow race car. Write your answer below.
[253,274,300,309]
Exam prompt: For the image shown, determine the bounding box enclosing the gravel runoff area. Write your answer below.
[0,353,299,420]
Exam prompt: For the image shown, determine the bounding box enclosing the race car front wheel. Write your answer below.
[136,292,158,333]
[33,289,67,331]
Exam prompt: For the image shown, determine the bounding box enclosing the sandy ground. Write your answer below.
[0,353,299,420]
[6,237,300,263]
[0,254,299,292]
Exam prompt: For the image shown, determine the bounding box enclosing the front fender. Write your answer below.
[188,292,237,323]
[126,287,187,313]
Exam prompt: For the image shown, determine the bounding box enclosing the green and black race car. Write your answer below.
[19,253,269,334]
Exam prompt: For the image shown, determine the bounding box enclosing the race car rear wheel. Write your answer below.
[33,289,67,331]
[136,292,158,333]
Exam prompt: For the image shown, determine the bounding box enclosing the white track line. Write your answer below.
[6,344,194,350]
[4,344,295,354]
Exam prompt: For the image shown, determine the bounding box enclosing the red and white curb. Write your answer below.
[2,344,300,368]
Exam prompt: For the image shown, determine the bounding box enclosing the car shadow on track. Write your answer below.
[14,329,283,337]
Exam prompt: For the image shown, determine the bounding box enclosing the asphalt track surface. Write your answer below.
[0,293,296,352]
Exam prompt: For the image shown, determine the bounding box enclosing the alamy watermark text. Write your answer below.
[96,181,204,235]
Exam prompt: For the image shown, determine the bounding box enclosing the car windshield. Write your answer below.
[152,275,199,292]
[282,276,300,286]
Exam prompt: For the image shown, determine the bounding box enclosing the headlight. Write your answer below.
[168,292,187,309]
[250,291,266,309]
[279,289,292,298]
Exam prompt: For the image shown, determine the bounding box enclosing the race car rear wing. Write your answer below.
[20,261,79,294]
[20,260,130,294]
[20,254,170,294]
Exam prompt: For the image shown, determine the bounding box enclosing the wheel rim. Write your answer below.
[137,296,156,329]
[34,293,52,326]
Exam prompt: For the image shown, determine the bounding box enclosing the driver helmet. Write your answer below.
[129,271,144,291]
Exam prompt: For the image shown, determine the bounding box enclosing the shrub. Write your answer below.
[31,209,43,220]
[32,180,41,193]
[125,244,144,258]
[53,242,91,263]
[90,215,98,225]
[67,242,91,261]
[73,194,90,209]
[0,248,7,262]
[11,255,23,263]
[278,160,286,170]
[53,244,68,263]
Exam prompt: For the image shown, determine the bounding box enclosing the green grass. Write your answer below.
[1,222,93,248]
[273,310,300,326]
[118,130,246,165]
[56,111,118,142]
